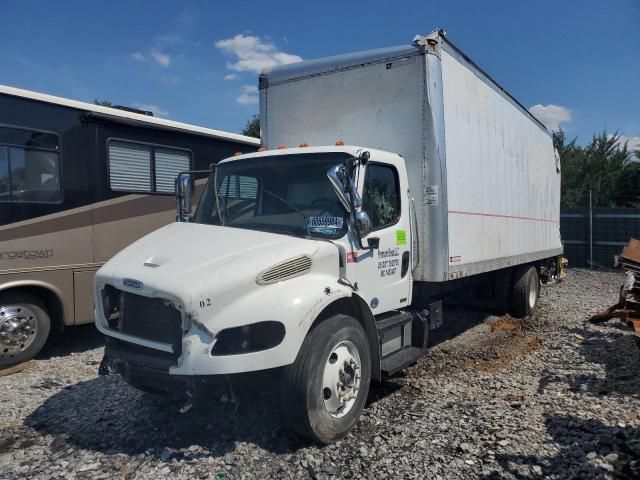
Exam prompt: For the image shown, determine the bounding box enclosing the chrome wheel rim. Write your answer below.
[322,340,362,418]
[0,305,38,357]
[528,274,538,310]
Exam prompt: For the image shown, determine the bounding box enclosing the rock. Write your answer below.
[600,463,615,473]
[604,453,618,463]
[160,447,174,462]
[78,462,100,472]
[498,440,510,447]
[458,443,472,453]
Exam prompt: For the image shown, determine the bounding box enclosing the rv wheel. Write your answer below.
[0,292,51,369]
[510,265,539,318]
[280,314,371,444]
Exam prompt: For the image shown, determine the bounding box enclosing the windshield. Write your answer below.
[193,153,352,239]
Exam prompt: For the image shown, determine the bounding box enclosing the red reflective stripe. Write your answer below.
[448,210,558,224]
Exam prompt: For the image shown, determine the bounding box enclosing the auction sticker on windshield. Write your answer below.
[308,216,344,228]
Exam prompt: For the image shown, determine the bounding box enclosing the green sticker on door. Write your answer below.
[396,229,407,245]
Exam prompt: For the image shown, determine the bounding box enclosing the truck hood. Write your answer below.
[98,222,339,304]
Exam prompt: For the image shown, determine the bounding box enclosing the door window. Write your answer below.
[362,164,400,230]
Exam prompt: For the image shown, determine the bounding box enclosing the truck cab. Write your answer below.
[95,145,425,443]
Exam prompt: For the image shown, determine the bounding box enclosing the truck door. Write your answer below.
[354,160,412,313]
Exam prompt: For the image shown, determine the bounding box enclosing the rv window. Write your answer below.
[0,146,62,203]
[219,175,258,199]
[0,127,59,150]
[155,148,191,193]
[109,141,152,192]
[108,139,192,194]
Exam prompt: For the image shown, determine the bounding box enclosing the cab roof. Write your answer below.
[218,145,404,166]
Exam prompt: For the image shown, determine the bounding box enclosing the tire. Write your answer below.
[509,265,539,318]
[280,314,371,444]
[0,292,51,368]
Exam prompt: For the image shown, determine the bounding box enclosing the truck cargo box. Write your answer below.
[260,29,562,283]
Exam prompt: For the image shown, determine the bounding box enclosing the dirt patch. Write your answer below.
[490,317,526,333]
[462,332,543,373]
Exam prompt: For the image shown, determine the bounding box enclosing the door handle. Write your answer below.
[401,251,410,277]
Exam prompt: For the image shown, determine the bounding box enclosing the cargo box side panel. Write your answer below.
[441,48,562,277]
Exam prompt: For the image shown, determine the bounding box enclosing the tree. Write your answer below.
[241,114,260,139]
[555,128,636,207]
[93,99,113,107]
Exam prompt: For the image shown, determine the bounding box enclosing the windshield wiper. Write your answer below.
[262,188,310,236]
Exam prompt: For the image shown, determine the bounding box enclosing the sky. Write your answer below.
[1,0,639,149]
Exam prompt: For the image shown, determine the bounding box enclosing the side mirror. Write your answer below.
[327,164,353,213]
[355,211,373,238]
[175,172,194,222]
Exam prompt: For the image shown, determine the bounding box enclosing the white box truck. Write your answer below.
[95,30,564,443]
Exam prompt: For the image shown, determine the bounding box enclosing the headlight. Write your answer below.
[101,285,121,328]
[211,321,285,356]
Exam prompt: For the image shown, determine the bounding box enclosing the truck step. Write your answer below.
[375,311,413,333]
[380,346,427,376]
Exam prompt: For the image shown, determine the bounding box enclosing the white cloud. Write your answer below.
[224,73,238,81]
[215,34,302,73]
[236,85,258,105]
[150,50,171,67]
[613,134,640,152]
[131,52,146,62]
[607,133,640,152]
[528,104,572,131]
[132,102,169,117]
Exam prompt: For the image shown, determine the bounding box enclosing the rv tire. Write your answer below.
[0,292,51,369]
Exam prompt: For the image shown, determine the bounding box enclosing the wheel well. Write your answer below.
[311,295,381,382]
[0,286,64,333]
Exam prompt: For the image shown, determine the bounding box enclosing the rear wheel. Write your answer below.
[509,265,539,318]
[280,314,371,444]
[0,292,51,368]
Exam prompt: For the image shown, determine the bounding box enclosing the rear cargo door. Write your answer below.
[354,158,412,314]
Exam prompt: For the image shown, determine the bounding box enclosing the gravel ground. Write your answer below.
[1,269,639,479]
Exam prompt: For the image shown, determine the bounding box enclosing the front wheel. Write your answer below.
[0,292,51,368]
[280,314,371,444]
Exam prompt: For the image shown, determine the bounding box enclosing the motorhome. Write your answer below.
[0,85,259,367]
[94,30,563,443]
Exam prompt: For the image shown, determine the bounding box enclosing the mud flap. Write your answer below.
[428,300,443,330]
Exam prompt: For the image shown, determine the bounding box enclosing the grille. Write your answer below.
[256,255,312,285]
[116,291,183,355]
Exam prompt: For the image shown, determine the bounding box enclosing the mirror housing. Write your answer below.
[327,159,373,249]
[355,211,373,238]
[175,172,194,222]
